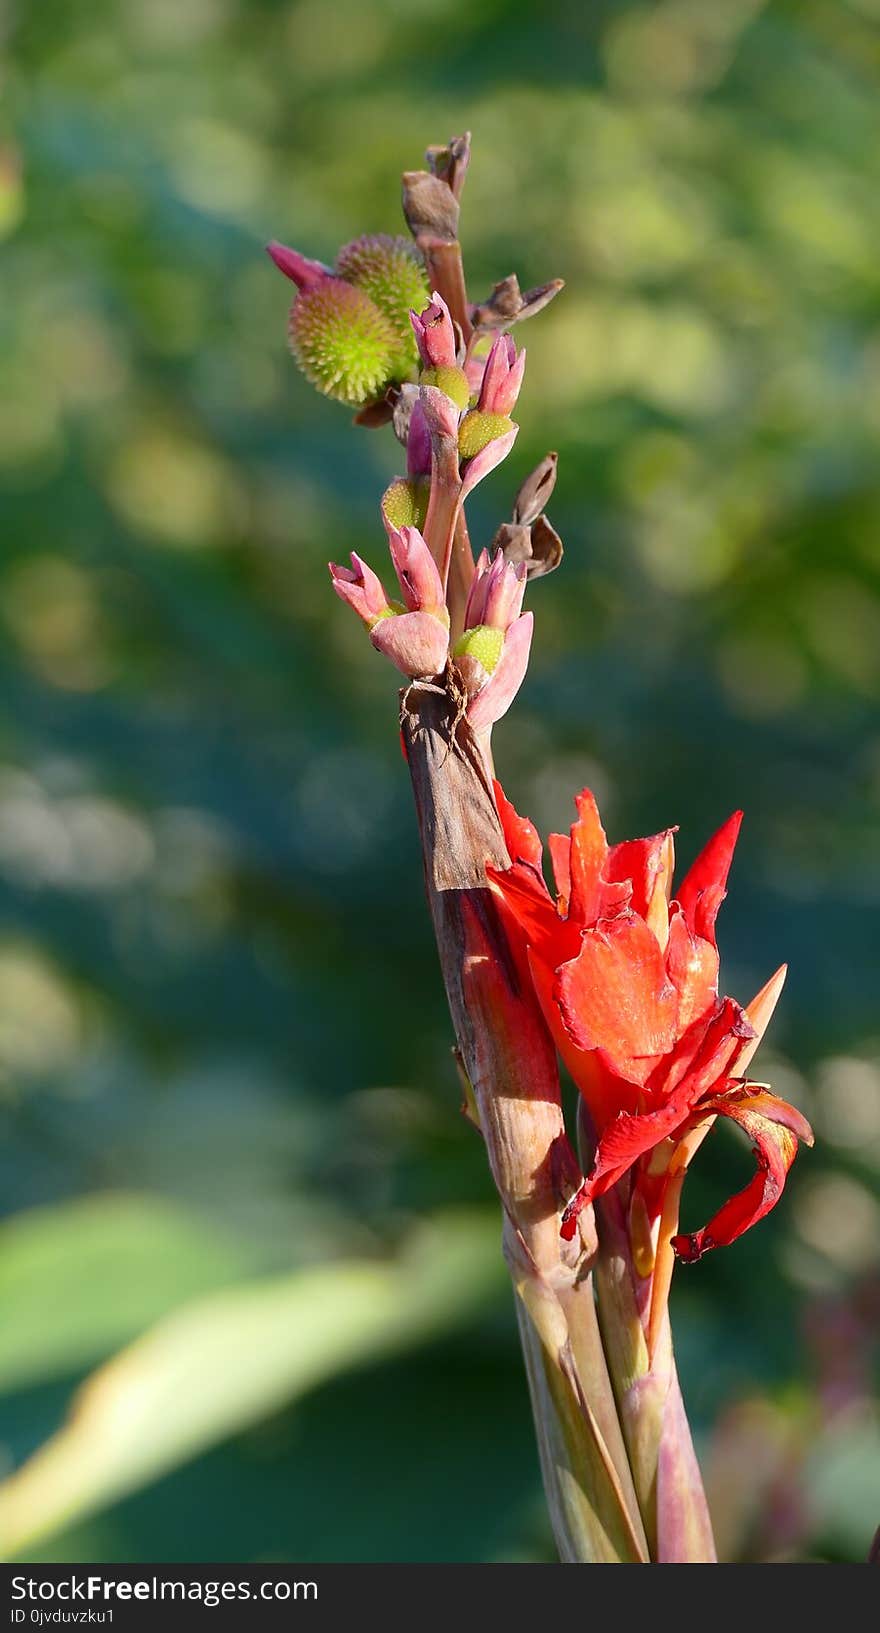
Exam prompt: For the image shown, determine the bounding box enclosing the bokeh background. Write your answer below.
[2,0,879,1564]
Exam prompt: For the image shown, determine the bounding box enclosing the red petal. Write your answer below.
[605,829,676,923]
[576,997,752,1199]
[555,914,679,1085]
[487,858,574,970]
[492,779,544,870]
[528,949,641,1131]
[672,1087,814,1262]
[567,789,610,924]
[674,810,742,945]
[547,832,571,909]
[664,906,719,1034]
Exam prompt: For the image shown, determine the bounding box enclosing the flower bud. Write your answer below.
[370,609,450,678]
[457,418,519,501]
[477,334,526,416]
[456,612,534,731]
[464,549,527,631]
[385,525,446,615]
[410,292,458,370]
[453,549,532,729]
[329,553,394,627]
[329,529,450,680]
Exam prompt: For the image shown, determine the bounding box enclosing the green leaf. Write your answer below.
[0,1210,502,1557]
[0,1193,254,1395]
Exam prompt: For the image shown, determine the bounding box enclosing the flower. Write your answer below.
[410,291,459,370]
[329,526,449,679]
[452,551,533,730]
[456,335,525,499]
[476,333,526,416]
[487,784,813,1261]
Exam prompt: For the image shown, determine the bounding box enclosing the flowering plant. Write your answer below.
[269,133,813,1564]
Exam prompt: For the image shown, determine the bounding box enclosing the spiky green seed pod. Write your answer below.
[288,280,398,406]
[381,477,430,533]
[335,234,429,378]
[421,365,471,411]
[458,411,515,461]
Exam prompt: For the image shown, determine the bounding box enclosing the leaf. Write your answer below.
[0,1193,254,1394]
[0,1211,502,1557]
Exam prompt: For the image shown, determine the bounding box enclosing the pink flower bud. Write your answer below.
[329,553,392,627]
[370,610,450,679]
[410,292,458,370]
[385,525,445,614]
[329,536,450,680]
[464,549,527,632]
[459,422,519,500]
[466,611,534,730]
[419,383,463,441]
[406,398,432,478]
[478,333,526,416]
[266,241,333,292]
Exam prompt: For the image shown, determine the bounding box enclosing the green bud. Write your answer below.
[458,411,515,461]
[452,623,505,676]
[335,234,430,379]
[289,281,397,406]
[421,365,471,412]
[381,477,430,532]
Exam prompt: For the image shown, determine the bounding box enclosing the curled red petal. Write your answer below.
[672,1087,814,1263]
[555,913,679,1085]
[577,997,753,1200]
[492,780,544,869]
[674,810,742,946]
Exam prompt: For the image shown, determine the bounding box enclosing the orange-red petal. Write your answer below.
[493,779,544,870]
[567,789,611,924]
[574,997,752,1204]
[675,810,742,946]
[555,914,679,1085]
[664,906,719,1034]
[672,1086,814,1262]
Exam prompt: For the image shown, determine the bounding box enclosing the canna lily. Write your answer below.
[488,783,813,1263]
[452,550,533,730]
[329,525,450,679]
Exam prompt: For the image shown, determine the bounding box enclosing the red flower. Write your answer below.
[488,783,813,1263]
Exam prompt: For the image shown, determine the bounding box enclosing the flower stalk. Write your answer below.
[268,127,813,1565]
[400,685,648,1562]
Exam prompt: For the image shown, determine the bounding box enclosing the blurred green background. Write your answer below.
[2,0,879,1565]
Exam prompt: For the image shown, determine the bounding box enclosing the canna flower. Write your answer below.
[457,334,525,498]
[411,292,471,410]
[452,550,533,730]
[410,291,459,370]
[488,785,813,1261]
[329,525,449,679]
[476,332,526,416]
